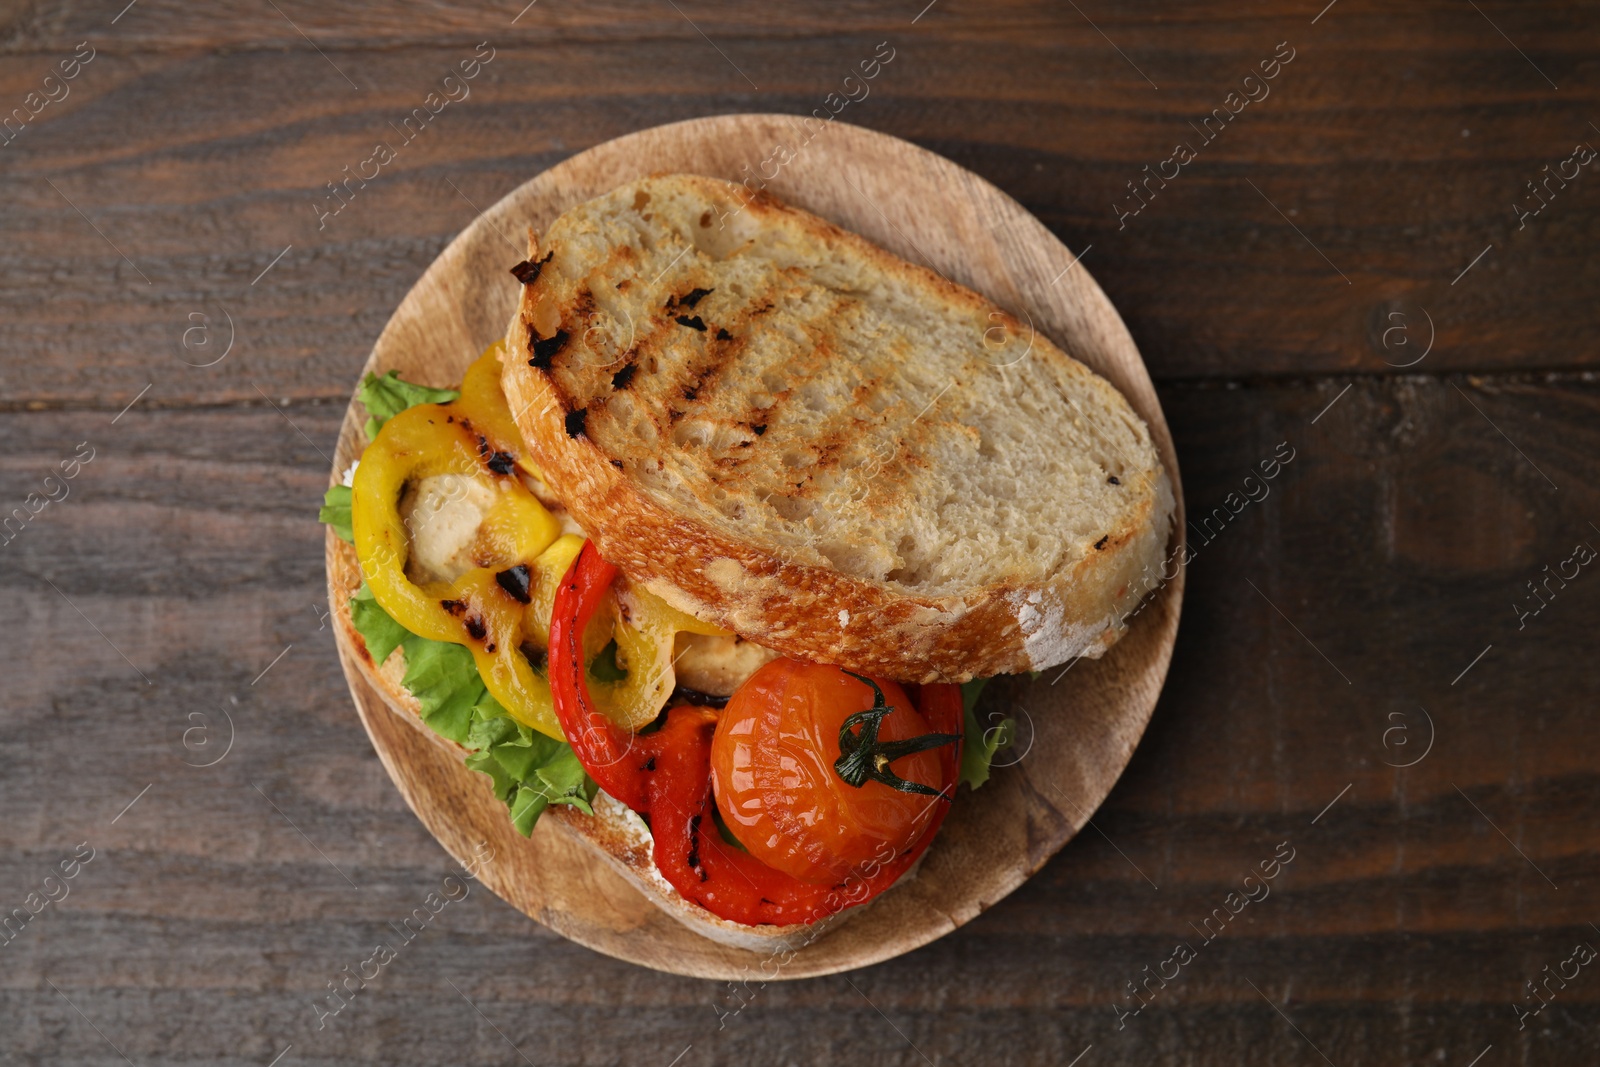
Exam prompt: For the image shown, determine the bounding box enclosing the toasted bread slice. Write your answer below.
[326,531,871,951]
[501,174,1174,683]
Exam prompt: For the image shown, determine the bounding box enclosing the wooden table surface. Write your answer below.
[2,2,1596,1065]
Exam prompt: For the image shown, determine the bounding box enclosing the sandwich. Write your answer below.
[321,174,1174,948]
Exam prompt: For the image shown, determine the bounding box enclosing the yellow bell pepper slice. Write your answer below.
[350,342,733,741]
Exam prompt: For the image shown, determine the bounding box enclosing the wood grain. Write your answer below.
[1,3,1596,407]
[2,0,1597,1062]
[3,377,1597,1065]
[2,375,1598,1063]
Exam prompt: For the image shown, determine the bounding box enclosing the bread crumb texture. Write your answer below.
[504,174,1174,679]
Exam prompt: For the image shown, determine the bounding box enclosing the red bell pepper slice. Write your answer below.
[549,541,964,927]
[545,543,651,811]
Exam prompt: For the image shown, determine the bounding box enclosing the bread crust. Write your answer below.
[502,174,1174,683]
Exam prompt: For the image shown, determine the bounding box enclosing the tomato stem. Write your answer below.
[551,551,963,925]
[835,671,962,796]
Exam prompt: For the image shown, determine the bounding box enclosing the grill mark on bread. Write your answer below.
[529,328,569,369]
[555,252,927,518]
[676,352,728,411]
[500,175,1175,678]
[509,251,553,285]
[561,290,598,369]
[674,286,713,309]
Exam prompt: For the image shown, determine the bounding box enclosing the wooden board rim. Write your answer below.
[323,113,1185,979]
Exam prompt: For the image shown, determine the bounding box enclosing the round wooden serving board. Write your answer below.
[324,114,1185,979]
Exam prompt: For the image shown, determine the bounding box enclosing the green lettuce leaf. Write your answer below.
[527,747,598,814]
[346,588,595,836]
[319,484,354,543]
[469,695,562,783]
[359,370,459,439]
[506,784,551,836]
[349,583,407,666]
[463,749,516,804]
[959,678,1015,790]
[467,701,596,836]
[397,634,482,744]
